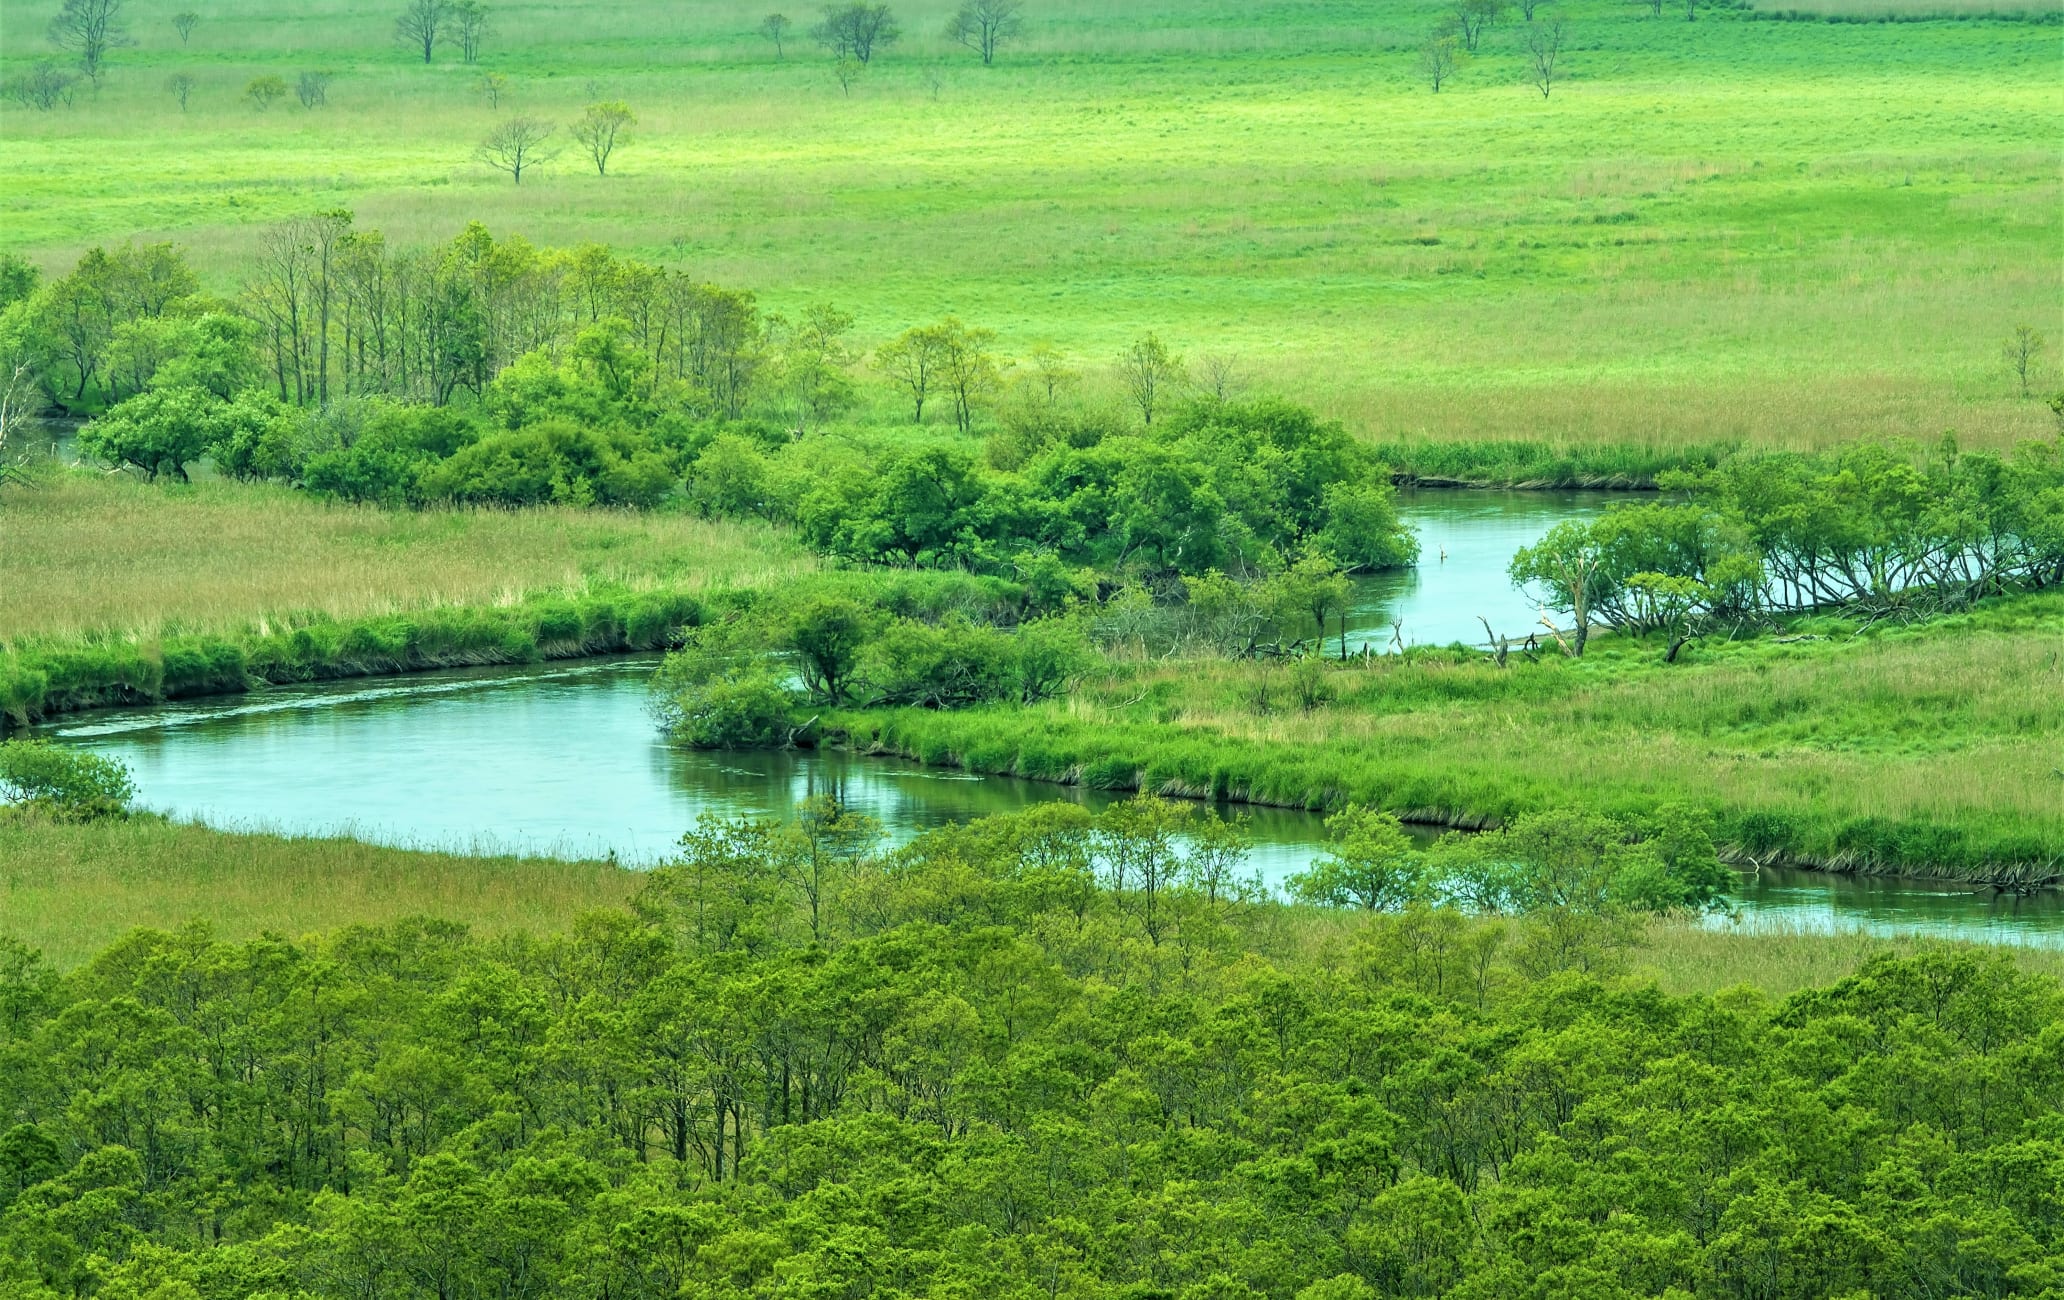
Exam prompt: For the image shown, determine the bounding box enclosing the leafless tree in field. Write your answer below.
[172,10,199,43]
[760,12,792,57]
[812,3,899,65]
[1526,19,1565,98]
[946,0,1022,65]
[48,0,131,85]
[165,71,195,110]
[395,0,450,64]
[1420,33,1461,92]
[2004,326,2045,397]
[452,2,489,61]
[477,116,558,184]
[1193,352,1244,401]
[296,71,333,108]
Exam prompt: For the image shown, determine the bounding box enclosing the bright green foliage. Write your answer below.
[0,741,135,822]
[0,800,2056,1293]
[1288,806,1430,911]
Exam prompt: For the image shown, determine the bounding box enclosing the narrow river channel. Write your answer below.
[37,492,2064,947]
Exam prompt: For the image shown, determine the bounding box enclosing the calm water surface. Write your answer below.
[34,491,2063,946]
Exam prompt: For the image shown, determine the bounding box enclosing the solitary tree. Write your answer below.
[1449,0,1502,51]
[1509,519,1606,656]
[812,3,899,65]
[2005,325,2045,397]
[48,0,131,85]
[165,71,195,110]
[477,116,557,183]
[395,0,449,63]
[1193,352,1243,401]
[452,1,488,61]
[1420,33,1461,92]
[831,56,863,95]
[936,318,1003,433]
[760,12,792,57]
[1525,18,1564,98]
[296,71,332,107]
[1121,333,1181,426]
[244,74,287,110]
[571,101,635,176]
[478,70,507,106]
[946,0,1022,65]
[172,10,198,43]
[876,324,948,423]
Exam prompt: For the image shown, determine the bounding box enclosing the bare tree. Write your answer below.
[477,116,557,183]
[1450,0,1502,51]
[1525,19,1564,98]
[1684,0,1698,19]
[296,71,333,108]
[1121,333,1181,427]
[1193,352,1244,402]
[570,101,635,176]
[452,1,488,62]
[2004,325,2045,397]
[812,3,899,65]
[831,56,863,95]
[1420,34,1461,92]
[947,0,1022,65]
[478,71,507,106]
[6,62,80,110]
[395,0,449,64]
[48,0,131,85]
[166,71,195,110]
[1517,0,1547,20]
[172,10,199,43]
[760,12,792,57]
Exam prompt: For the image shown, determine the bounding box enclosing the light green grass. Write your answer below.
[0,471,811,643]
[0,816,639,968]
[3,0,2059,446]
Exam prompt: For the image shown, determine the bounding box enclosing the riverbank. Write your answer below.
[2,815,2057,992]
[822,592,2064,886]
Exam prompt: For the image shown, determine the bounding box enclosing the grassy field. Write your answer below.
[0,816,638,968]
[3,0,2059,447]
[0,471,810,643]
[832,592,2064,877]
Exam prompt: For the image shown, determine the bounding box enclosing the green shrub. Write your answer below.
[0,741,136,822]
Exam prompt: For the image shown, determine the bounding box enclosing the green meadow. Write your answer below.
[4,0,2059,447]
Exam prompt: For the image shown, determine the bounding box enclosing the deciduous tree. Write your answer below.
[1420,33,1461,92]
[2004,324,2044,397]
[1525,18,1564,98]
[47,0,130,85]
[165,71,195,110]
[395,0,449,64]
[1120,332,1180,426]
[451,0,488,61]
[946,0,1022,65]
[812,3,899,65]
[172,10,198,43]
[760,12,792,57]
[477,116,557,184]
[296,71,333,107]
[571,101,635,176]
[244,74,287,110]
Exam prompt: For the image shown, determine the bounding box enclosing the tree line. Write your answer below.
[0,770,2056,1296]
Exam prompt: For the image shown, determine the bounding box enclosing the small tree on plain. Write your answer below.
[571,101,635,176]
[478,71,507,106]
[48,0,132,85]
[395,0,449,63]
[1420,34,1461,92]
[477,116,557,184]
[172,10,199,43]
[452,1,488,61]
[1121,333,1181,427]
[2004,325,2045,397]
[760,12,792,57]
[876,324,949,423]
[1026,343,1075,404]
[244,74,287,110]
[1450,0,1502,51]
[1525,19,1564,98]
[946,0,1022,65]
[5,62,79,109]
[166,71,195,110]
[832,56,863,95]
[1517,0,1547,20]
[296,71,332,107]
[937,317,1004,433]
[812,3,899,65]
[1193,352,1243,401]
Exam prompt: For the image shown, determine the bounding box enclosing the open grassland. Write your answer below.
[1,816,2057,990]
[0,471,810,643]
[3,0,2059,446]
[0,816,638,969]
[834,592,2064,876]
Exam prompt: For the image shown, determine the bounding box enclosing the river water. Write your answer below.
[34,491,2064,947]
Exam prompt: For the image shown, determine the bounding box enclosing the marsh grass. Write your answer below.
[1634,916,2064,996]
[1,0,2057,445]
[832,592,2064,875]
[0,472,811,643]
[0,816,638,969]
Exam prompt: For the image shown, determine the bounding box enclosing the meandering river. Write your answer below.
[36,491,2064,946]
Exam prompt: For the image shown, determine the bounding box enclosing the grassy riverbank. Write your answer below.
[0,473,812,726]
[0,817,638,968]
[0,816,2055,992]
[828,592,2064,882]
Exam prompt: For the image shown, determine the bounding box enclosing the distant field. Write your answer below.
[2,0,2058,447]
[0,473,811,642]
